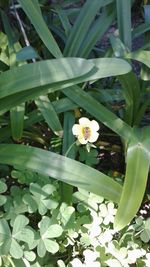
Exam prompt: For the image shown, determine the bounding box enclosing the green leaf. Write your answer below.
[10,103,25,141]
[132,22,150,39]
[0,195,7,206]
[63,86,132,140]
[44,239,59,254]
[9,238,23,259]
[79,147,99,166]
[23,194,38,213]
[64,0,113,56]
[57,9,72,37]
[0,219,11,242]
[125,50,150,68]
[37,216,62,257]
[17,0,62,58]
[61,111,75,204]
[35,95,63,136]
[116,0,132,50]
[140,218,150,243]
[24,251,36,262]
[118,71,141,125]
[0,144,122,203]
[0,58,94,99]
[0,58,131,115]
[114,127,150,231]
[0,180,7,193]
[29,183,58,215]
[16,46,39,61]
[58,203,75,228]
[79,6,115,58]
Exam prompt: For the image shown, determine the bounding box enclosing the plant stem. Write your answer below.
[65,141,77,157]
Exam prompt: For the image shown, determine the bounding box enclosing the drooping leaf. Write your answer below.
[0,144,122,203]
[114,127,150,231]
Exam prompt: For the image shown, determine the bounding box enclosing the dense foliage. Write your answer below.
[0,0,150,266]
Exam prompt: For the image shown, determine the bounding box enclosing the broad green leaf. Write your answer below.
[35,95,62,136]
[114,127,150,231]
[125,50,150,68]
[88,58,132,81]
[0,58,131,115]
[17,0,62,58]
[0,144,122,203]
[0,58,94,99]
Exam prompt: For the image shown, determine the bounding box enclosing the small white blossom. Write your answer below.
[99,202,116,225]
[72,117,99,144]
[144,253,150,267]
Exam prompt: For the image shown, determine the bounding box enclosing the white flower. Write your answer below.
[144,253,150,267]
[99,202,116,225]
[72,117,99,144]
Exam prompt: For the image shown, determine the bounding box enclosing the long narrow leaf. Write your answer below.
[0,144,122,203]
[61,111,75,203]
[0,58,131,114]
[10,103,25,141]
[118,72,141,125]
[64,0,113,56]
[63,86,132,140]
[0,58,95,99]
[116,0,132,50]
[1,11,25,141]
[17,0,62,58]
[35,95,63,137]
[78,6,115,57]
[125,50,150,68]
[114,127,150,231]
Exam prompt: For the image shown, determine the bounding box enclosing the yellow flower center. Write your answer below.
[82,127,91,140]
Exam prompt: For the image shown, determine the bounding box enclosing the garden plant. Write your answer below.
[0,0,150,266]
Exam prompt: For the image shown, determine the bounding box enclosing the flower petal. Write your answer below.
[90,120,99,131]
[72,124,82,136]
[79,117,90,126]
[88,131,99,143]
[78,135,88,144]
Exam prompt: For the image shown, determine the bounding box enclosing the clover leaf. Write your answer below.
[140,218,150,243]
[23,183,58,215]
[79,147,99,166]
[0,180,7,206]
[0,215,34,259]
[37,216,62,257]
